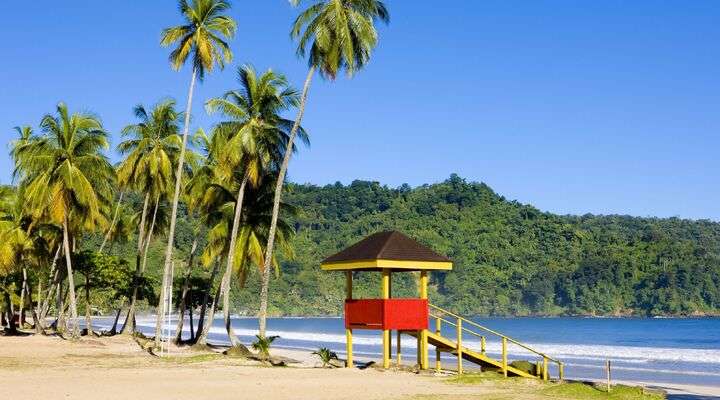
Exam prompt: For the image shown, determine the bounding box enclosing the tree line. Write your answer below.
[0,0,390,352]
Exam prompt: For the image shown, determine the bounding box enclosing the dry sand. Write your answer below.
[0,334,522,400]
[1,334,717,399]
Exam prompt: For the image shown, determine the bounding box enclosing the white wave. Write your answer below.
[100,318,720,366]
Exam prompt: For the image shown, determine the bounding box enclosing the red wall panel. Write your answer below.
[344,299,428,330]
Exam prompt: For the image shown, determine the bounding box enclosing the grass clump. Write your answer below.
[541,383,665,400]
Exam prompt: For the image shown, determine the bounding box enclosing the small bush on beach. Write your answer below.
[252,335,279,362]
[312,347,339,368]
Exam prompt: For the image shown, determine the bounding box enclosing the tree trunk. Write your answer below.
[99,191,124,254]
[258,66,315,338]
[221,175,249,347]
[84,275,93,336]
[19,267,27,328]
[121,192,150,335]
[4,292,17,334]
[194,260,220,346]
[109,302,124,335]
[188,303,195,341]
[141,196,160,274]
[63,216,80,338]
[156,65,197,348]
[174,238,197,344]
[39,246,62,325]
[25,280,42,334]
[54,277,65,332]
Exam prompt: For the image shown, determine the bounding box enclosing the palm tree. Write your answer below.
[156,0,236,347]
[116,100,183,334]
[15,102,114,338]
[205,65,305,347]
[257,0,390,338]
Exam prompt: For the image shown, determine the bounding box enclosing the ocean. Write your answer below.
[97,315,720,388]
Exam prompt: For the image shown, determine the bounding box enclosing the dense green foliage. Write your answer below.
[230,174,720,317]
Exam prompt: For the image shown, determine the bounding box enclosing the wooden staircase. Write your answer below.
[412,304,564,380]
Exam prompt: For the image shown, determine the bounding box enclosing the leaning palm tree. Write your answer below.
[205,64,306,347]
[156,0,237,347]
[15,102,115,338]
[257,0,390,338]
[116,100,183,334]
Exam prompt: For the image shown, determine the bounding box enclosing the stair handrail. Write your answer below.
[429,303,561,364]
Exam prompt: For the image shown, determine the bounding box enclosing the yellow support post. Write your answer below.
[559,362,564,382]
[435,317,441,373]
[420,271,429,370]
[543,357,549,381]
[502,337,508,377]
[346,329,353,367]
[397,330,402,367]
[536,360,542,378]
[345,271,353,368]
[456,318,463,375]
[481,336,486,354]
[382,269,390,369]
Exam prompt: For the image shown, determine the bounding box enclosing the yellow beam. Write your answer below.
[457,318,463,375]
[346,329,353,367]
[382,269,390,369]
[435,317,441,373]
[420,271,429,369]
[322,259,452,271]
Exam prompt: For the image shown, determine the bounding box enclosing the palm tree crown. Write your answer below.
[17,103,114,230]
[117,100,185,200]
[206,64,308,184]
[291,0,390,78]
[161,0,237,79]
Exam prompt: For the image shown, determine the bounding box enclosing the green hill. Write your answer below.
[231,174,720,317]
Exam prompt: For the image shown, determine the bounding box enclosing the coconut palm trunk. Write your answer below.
[258,66,315,338]
[62,215,80,338]
[194,260,220,346]
[19,267,27,327]
[84,275,93,335]
[220,175,249,347]
[121,192,150,334]
[141,196,161,274]
[174,238,198,343]
[156,66,197,347]
[39,246,62,325]
[99,191,124,253]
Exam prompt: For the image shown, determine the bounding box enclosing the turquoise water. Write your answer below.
[107,316,720,388]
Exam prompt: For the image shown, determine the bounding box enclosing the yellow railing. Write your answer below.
[429,304,563,381]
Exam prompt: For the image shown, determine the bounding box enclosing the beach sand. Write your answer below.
[0,334,717,400]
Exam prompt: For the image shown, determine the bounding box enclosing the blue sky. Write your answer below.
[1,1,719,220]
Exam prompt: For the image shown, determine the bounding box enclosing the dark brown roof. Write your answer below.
[322,231,452,263]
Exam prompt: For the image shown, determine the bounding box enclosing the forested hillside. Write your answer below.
[80,174,720,318]
[232,174,720,317]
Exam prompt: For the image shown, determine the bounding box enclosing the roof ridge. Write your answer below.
[376,230,398,258]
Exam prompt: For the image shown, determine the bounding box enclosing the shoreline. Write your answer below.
[1,334,718,398]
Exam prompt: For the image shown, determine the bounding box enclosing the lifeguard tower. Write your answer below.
[321,230,564,380]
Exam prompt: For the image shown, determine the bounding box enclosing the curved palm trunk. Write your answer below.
[121,192,150,334]
[84,275,93,335]
[108,301,124,335]
[99,191,124,254]
[141,196,160,274]
[39,246,62,326]
[221,175,249,347]
[62,216,80,338]
[194,260,220,346]
[19,267,27,328]
[258,66,315,338]
[156,66,197,347]
[174,238,198,344]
